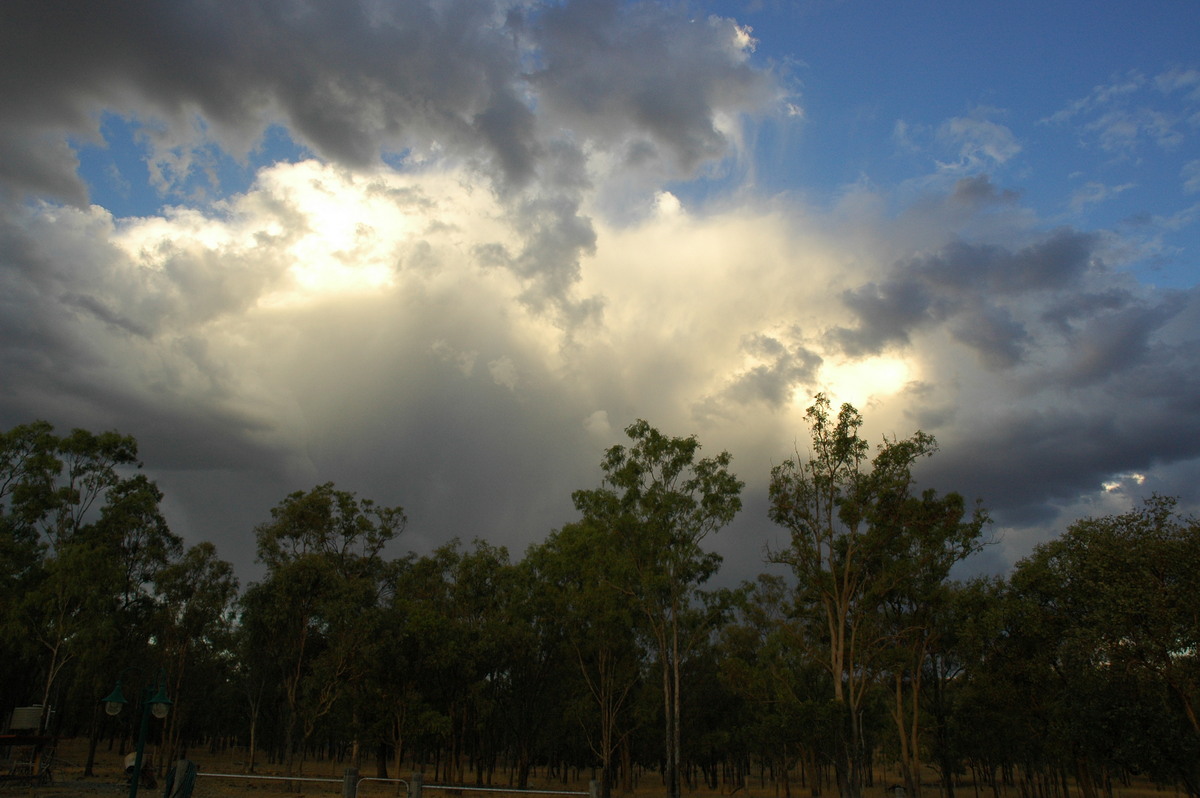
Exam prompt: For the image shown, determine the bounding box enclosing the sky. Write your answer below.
[2,0,1199,587]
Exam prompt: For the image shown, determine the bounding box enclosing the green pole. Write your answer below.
[128,686,152,798]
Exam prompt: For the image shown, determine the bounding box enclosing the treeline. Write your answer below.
[1,397,1198,798]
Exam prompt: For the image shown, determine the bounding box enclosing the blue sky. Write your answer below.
[2,0,1198,583]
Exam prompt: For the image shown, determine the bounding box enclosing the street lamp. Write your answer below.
[101,668,172,798]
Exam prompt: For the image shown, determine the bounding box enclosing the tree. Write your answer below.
[154,542,239,765]
[243,482,405,777]
[1010,496,1200,795]
[719,575,838,798]
[526,520,644,798]
[768,394,985,798]
[80,474,182,775]
[0,421,143,734]
[874,490,987,798]
[572,420,743,798]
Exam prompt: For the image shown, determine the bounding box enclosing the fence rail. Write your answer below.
[195,769,597,798]
[420,786,589,796]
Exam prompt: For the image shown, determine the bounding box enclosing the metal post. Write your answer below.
[411,771,424,798]
[128,691,152,798]
[588,780,599,798]
[343,767,359,798]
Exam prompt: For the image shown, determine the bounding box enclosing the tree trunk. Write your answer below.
[671,607,683,798]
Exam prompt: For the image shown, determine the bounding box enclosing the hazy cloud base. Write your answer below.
[2,0,1198,583]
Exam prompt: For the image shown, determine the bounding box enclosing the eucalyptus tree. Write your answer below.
[370,550,449,778]
[872,491,987,798]
[154,542,239,764]
[719,575,837,798]
[0,421,55,591]
[526,519,644,798]
[79,474,182,773]
[243,482,405,776]
[572,420,743,798]
[0,421,147,734]
[767,395,985,798]
[1010,496,1200,795]
[446,539,514,784]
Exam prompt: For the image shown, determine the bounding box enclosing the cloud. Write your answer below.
[937,109,1021,172]
[1,0,1198,584]
[3,147,1199,578]
[1043,68,1200,155]
[1184,160,1200,194]
[1069,181,1135,213]
[1,0,787,325]
[827,228,1100,366]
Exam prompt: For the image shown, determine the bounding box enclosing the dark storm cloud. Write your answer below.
[922,366,1200,528]
[949,303,1028,369]
[1051,295,1187,387]
[1,0,522,193]
[918,231,1097,295]
[828,228,1100,367]
[1,0,776,196]
[947,174,1021,207]
[905,284,1200,541]
[531,1,778,174]
[829,278,940,356]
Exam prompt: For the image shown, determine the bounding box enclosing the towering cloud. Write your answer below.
[1,0,1197,581]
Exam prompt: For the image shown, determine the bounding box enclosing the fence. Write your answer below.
[195,768,598,798]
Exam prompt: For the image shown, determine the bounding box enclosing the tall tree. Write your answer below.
[154,542,239,765]
[243,482,405,777]
[1010,496,1200,795]
[80,474,182,775]
[0,421,142,733]
[767,394,984,798]
[572,420,743,798]
[874,490,987,798]
[527,520,643,798]
[719,575,837,798]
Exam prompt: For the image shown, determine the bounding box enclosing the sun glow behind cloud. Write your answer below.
[811,355,913,410]
[258,162,417,306]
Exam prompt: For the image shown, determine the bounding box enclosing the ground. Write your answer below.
[0,740,1179,798]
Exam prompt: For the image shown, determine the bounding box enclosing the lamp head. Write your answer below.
[148,682,172,719]
[101,682,128,716]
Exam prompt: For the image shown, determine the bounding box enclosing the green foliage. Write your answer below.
[1008,497,1200,794]
[572,419,743,798]
[768,394,987,798]
[241,482,405,774]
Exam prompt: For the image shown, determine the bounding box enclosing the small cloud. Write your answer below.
[892,119,923,154]
[488,356,519,390]
[728,21,757,54]
[432,340,477,376]
[1184,160,1200,194]
[654,191,683,217]
[1044,69,1197,155]
[936,109,1021,172]
[1155,67,1200,101]
[583,410,611,438]
[1069,181,1135,212]
[1103,472,1146,492]
[1042,72,1147,125]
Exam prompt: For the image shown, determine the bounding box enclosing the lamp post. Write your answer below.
[101,668,172,798]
